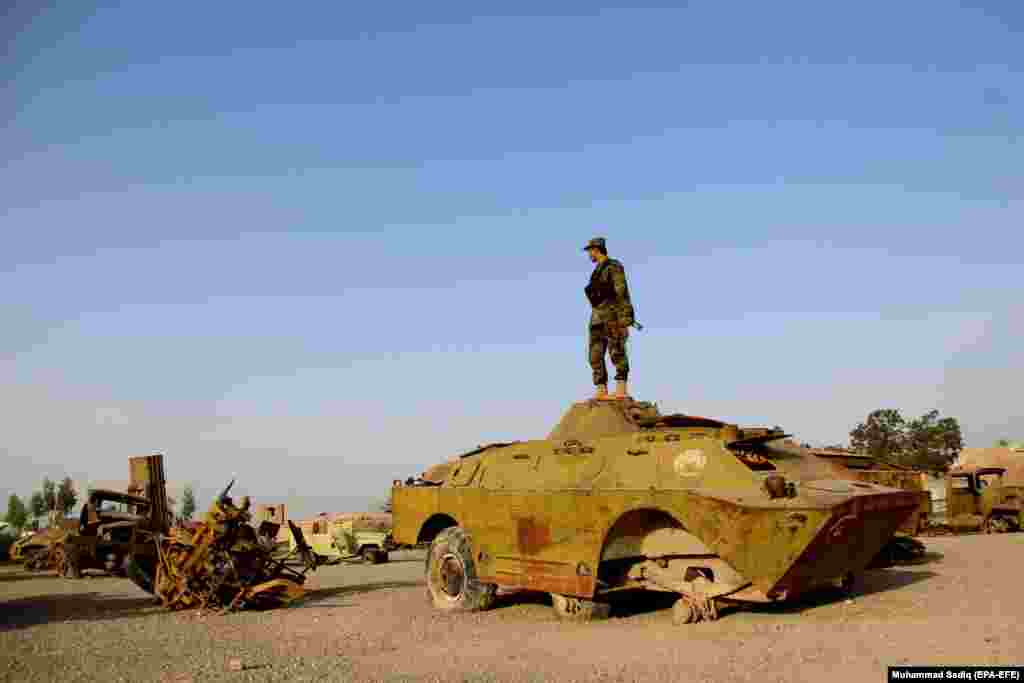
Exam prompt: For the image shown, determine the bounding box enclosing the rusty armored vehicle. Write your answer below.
[391,399,921,623]
[945,466,1022,533]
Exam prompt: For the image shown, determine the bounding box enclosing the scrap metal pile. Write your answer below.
[137,481,324,612]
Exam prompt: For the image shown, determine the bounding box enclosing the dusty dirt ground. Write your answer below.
[2,534,1023,682]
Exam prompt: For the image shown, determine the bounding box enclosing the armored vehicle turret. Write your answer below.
[391,399,921,623]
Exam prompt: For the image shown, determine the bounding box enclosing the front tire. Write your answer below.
[425,527,496,612]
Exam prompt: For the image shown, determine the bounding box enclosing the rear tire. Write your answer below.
[425,527,496,612]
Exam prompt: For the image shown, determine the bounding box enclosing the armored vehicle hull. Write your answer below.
[392,399,920,622]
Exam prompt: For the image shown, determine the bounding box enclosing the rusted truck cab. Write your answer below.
[946,466,1022,533]
[392,399,920,623]
[63,455,170,578]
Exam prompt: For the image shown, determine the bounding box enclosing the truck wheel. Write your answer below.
[373,549,388,564]
[425,527,496,612]
[551,593,611,621]
[126,557,155,594]
[361,547,377,564]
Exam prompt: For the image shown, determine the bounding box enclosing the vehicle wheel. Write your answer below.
[361,547,377,564]
[550,593,611,621]
[984,517,999,534]
[24,549,44,572]
[64,547,83,579]
[126,557,155,594]
[373,549,388,564]
[672,597,697,625]
[425,527,496,612]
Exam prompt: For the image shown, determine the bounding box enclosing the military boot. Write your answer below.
[614,381,630,400]
[594,384,609,400]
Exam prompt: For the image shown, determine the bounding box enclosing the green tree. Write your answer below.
[41,477,57,513]
[849,408,962,471]
[57,476,78,515]
[5,495,29,533]
[180,485,196,521]
[29,491,46,520]
[903,410,963,471]
[849,409,906,461]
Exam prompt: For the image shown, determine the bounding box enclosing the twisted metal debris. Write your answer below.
[133,480,324,612]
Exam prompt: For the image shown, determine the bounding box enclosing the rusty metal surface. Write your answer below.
[956,447,1024,485]
[138,482,324,612]
[945,468,1022,532]
[64,457,171,579]
[393,399,920,613]
[848,470,931,535]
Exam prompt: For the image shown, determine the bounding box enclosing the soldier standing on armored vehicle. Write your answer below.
[583,237,637,400]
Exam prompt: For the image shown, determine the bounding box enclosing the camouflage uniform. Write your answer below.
[584,240,635,386]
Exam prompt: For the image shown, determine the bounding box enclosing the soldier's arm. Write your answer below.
[610,264,635,325]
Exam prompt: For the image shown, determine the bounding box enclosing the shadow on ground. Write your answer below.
[734,567,939,617]
[488,565,943,621]
[0,571,64,583]
[857,567,938,597]
[297,581,421,608]
[491,589,552,611]
[897,551,944,567]
[0,592,162,631]
[381,557,426,564]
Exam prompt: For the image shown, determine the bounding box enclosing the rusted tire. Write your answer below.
[425,527,496,612]
[550,593,611,622]
[24,549,47,572]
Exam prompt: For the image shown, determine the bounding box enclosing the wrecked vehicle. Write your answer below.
[14,523,76,571]
[295,514,395,565]
[61,455,172,579]
[127,480,325,611]
[945,466,1022,533]
[391,399,921,624]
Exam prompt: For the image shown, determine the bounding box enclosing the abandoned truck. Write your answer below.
[391,399,921,624]
[945,465,1022,533]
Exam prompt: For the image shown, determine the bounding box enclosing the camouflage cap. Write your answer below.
[582,237,606,252]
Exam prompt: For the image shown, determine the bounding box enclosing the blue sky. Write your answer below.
[2,1,1022,518]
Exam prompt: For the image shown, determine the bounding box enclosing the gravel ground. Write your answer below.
[2,535,1023,682]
